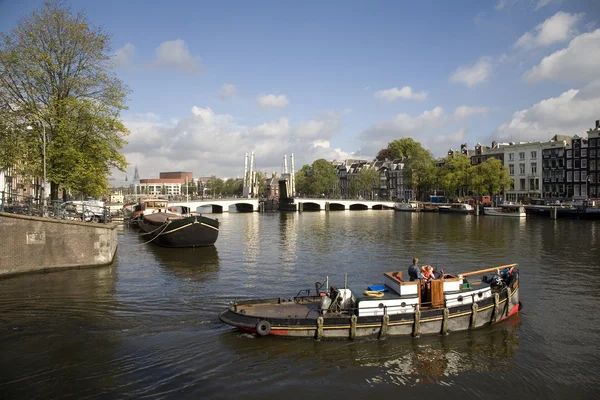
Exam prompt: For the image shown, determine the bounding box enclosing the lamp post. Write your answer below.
[26,122,47,208]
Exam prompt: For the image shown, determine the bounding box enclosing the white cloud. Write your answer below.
[450,57,492,87]
[373,86,427,102]
[494,81,600,142]
[523,29,600,83]
[515,12,583,49]
[151,39,204,74]
[219,83,236,100]
[495,0,507,10]
[431,129,466,145]
[113,43,135,68]
[256,94,290,109]
[454,106,491,118]
[534,0,558,11]
[120,107,353,179]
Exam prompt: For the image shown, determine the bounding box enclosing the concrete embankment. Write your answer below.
[0,212,118,278]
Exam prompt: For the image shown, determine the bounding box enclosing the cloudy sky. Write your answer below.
[1,0,599,184]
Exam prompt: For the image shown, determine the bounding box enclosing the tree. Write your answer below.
[353,166,380,199]
[0,0,130,199]
[384,138,435,200]
[295,164,311,196]
[438,154,472,199]
[375,148,394,161]
[474,158,512,198]
[207,176,224,196]
[309,159,337,196]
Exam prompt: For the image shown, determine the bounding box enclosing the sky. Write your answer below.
[1,0,599,184]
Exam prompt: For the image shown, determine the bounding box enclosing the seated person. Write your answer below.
[421,265,434,280]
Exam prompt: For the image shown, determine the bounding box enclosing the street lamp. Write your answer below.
[26,122,47,208]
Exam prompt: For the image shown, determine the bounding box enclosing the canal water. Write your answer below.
[1,211,599,399]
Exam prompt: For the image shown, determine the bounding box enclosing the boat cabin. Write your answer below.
[353,270,493,317]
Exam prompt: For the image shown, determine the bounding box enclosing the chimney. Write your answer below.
[596,119,599,129]
[492,140,497,149]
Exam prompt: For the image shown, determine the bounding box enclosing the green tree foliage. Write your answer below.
[0,0,130,199]
[474,158,512,196]
[438,153,472,198]
[384,138,435,199]
[352,166,380,199]
[294,164,311,195]
[207,176,224,196]
[294,160,336,196]
[375,148,394,161]
[222,178,242,195]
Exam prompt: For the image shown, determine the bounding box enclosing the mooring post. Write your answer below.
[493,292,500,323]
[316,316,323,339]
[349,315,357,339]
[551,206,557,219]
[325,201,330,212]
[442,307,449,335]
[413,307,421,337]
[379,314,389,338]
[298,202,303,213]
[471,302,478,328]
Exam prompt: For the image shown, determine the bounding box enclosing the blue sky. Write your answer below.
[1,0,599,182]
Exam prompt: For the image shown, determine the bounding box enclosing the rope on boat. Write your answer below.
[118,221,172,246]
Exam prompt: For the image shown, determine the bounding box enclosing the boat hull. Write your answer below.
[438,208,473,214]
[483,208,526,217]
[137,214,219,247]
[219,279,520,339]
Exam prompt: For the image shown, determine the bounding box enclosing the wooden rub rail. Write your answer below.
[459,263,517,277]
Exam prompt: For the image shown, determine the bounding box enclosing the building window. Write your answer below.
[582,159,587,169]
[509,164,514,175]
[543,149,550,158]
[519,152,525,160]
[531,151,537,159]
[582,149,587,157]
[519,164,525,175]
[559,159,564,167]
[575,171,580,182]
[591,139,597,148]
[558,149,564,157]
[567,150,572,158]
[582,171,587,182]
[529,178,535,191]
[591,160,597,171]
[591,149,597,159]
[531,163,537,174]
[575,159,580,169]
[509,153,514,161]
[567,159,572,169]
[520,178,526,190]
[567,171,572,182]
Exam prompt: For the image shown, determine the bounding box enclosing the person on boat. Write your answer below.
[408,257,423,281]
[421,265,434,280]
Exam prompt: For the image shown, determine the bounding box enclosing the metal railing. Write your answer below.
[0,191,111,224]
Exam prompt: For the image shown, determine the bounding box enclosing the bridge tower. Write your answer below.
[243,152,258,198]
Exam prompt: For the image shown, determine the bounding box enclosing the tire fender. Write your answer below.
[256,320,271,336]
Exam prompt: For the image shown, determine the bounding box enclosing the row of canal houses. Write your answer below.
[332,119,600,202]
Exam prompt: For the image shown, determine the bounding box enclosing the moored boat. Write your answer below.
[219,264,521,339]
[483,203,526,217]
[137,212,219,248]
[438,203,474,214]
[394,201,420,212]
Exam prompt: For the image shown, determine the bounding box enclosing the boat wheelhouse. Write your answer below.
[219,264,520,339]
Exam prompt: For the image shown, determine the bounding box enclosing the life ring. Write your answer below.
[256,320,271,336]
[364,290,384,298]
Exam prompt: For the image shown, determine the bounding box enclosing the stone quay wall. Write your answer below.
[0,212,118,278]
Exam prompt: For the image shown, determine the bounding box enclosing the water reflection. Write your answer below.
[145,245,220,281]
[219,317,520,388]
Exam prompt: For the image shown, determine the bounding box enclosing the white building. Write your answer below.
[503,142,543,203]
